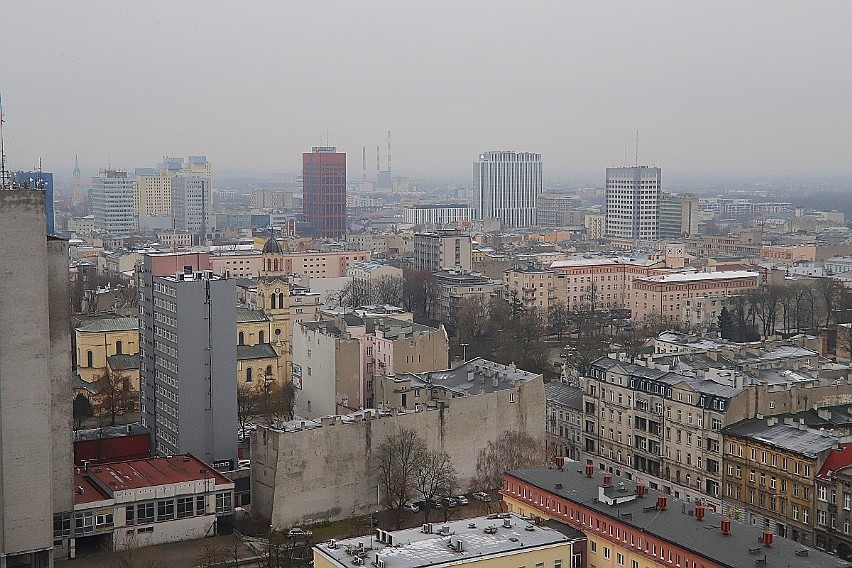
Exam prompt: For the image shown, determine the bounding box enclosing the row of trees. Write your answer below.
[237,381,297,431]
[376,427,544,528]
[455,294,552,376]
[333,270,436,320]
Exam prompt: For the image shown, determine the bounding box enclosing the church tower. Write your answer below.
[257,236,292,381]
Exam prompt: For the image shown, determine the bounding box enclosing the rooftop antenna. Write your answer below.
[0,92,9,190]
[635,130,639,167]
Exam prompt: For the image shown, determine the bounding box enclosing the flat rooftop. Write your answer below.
[507,466,851,568]
[79,454,232,495]
[314,514,583,568]
[635,270,759,284]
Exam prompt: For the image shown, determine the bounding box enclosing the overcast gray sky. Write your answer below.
[1,1,850,182]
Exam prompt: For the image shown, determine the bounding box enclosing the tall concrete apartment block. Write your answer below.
[139,254,238,470]
[92,169,135,236]
[171,175,211,238]
[474,151,542,228]
[605,166,661,241]
[0,190,73,566]
[303,147,346,239]
[413,230,472,271]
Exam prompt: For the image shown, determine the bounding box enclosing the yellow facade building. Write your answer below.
[74,317,139,383]
[313,514,586,568]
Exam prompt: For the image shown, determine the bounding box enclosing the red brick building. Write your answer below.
[303,147,347,239]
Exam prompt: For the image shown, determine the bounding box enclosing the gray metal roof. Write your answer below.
[722,419,841,458]
[76,316,138,333]
[236,308,269,323]
[507,466,850,568]
[236,343,278,360]
[107,353,140,370]
[545,382,583,411]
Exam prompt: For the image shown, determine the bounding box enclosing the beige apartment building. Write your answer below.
[504,266,568,319]
[630,270,760,323]
[549,256,667,311]
[584,212,606,240]
[209,247,370,279]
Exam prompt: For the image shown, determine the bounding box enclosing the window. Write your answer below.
[126,506,135,525]
[238,331,245,345]
[116,340,123,355]
[54,514,71,539]
[177,497,194,518]
[590,541,597,553]
[157,499,175,521]
[246,367,253,382]
[197,496,206,515]
[96,512,114,526]
[259,330,265,343]
[616,552,625,566]
[216,492,233,514]
[603,547,611,560]
[137,502,155,524]
[86,350,93,367]
[74,511,94,534]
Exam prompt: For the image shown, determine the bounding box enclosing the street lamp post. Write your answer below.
[460,343,468,362]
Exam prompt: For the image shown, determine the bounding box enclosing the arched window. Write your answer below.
[266,365,273,378]
[271,294,277,309]
[86,350,93,368]
[259,330,265,343]
[115,340,123,355]
[278,293,285,307]
[246,367,253,382]
[238,331,245,345]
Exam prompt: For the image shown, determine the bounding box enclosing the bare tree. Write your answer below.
[548,301,570,340]
[373,275,405,306]
[415,449,457,523]
[237,382,263,434]
[475,430,545,493]
[815,277,845,327]
[93,369,136,426]
[456,295,491,345]
[375,427,427,529]
[261,381,297,425]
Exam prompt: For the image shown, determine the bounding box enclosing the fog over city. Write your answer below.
[1,2,851,182]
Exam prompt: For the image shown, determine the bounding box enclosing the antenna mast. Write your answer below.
[635,130,639,167]
[0,93,9,189]
[387,130,391,178]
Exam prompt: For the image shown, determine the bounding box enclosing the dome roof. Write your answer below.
[262,237,283,254]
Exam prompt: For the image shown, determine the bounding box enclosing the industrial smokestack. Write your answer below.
[387,130,392,177]
[362,146,366,181]
[376,145,380,173]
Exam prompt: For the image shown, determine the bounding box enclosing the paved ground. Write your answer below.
[57,534,258,568]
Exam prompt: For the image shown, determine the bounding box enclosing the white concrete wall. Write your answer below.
[252,376,545,528]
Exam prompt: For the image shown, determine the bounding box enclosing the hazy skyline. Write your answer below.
[1,1,851,183]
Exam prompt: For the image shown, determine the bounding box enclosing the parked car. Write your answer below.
[403,502,420,513]
[472,492,491,502]
[455,495,469,505]
[444,497,458,508]
[288,527,313,538]
[428,498,443,509]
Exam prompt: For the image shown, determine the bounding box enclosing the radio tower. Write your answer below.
[387,130,391,179]
[72,154,83,205]
[362,146,366,181]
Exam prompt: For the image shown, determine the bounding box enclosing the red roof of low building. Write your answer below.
[817,443,852,481]
[74,454,232,505]
[74,472,111,505]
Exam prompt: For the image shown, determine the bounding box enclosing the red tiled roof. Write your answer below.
[82,454,233,493]
[817,443,852,480]
[74,472,111,505]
